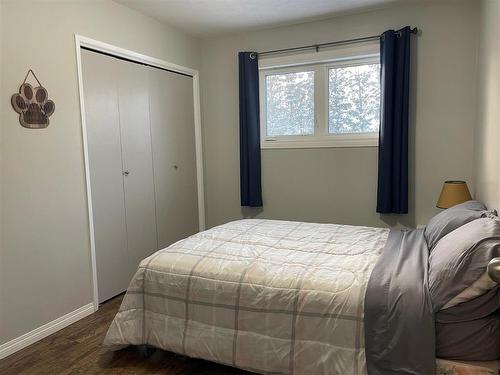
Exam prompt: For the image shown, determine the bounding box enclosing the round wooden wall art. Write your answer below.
[11,70,55,129]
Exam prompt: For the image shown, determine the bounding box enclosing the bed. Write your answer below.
[104,202,499,375]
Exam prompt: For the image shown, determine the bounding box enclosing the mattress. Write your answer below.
[104,219,389,375]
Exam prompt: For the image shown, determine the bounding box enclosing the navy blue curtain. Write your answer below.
[376,26,411,214]
[239,52,263,207]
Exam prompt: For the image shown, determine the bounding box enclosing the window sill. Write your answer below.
[261,135,379,149]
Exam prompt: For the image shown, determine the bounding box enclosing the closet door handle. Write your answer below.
[123,171,130,176]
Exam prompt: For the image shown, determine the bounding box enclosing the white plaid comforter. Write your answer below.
[104,219,389,375]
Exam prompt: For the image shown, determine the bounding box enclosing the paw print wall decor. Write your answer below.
[11,70,55,129]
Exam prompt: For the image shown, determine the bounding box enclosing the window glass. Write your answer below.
[265,71,315,136]
[328,63,380,134]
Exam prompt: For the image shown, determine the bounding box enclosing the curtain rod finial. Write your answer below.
[411,27,418,34]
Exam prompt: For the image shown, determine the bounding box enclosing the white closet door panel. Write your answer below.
[116,60,158,270]
[81,50,130,303]
[149,68,198,249]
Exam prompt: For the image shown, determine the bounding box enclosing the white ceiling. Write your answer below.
[115,0,403,38]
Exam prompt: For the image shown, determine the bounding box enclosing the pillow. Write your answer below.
[437,287,499,322]
[428,217,500,311]
[424,200,489,250]
[441,272,497,310]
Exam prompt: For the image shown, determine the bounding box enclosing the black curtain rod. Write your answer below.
[254,27,418,58]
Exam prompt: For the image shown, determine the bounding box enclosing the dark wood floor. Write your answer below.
[0,295,254,374]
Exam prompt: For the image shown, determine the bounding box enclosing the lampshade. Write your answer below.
[436,181,472,209]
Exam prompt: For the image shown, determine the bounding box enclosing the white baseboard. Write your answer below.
[0,303,96,360]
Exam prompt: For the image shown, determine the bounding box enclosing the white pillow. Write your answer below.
[441,272,497,310]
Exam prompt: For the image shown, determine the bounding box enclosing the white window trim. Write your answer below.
[259,44,380,149]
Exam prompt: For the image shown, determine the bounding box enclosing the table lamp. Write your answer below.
[436,180,472,209]
[488,258,500,283]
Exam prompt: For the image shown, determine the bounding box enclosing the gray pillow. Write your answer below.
[428,217,500,311]
[436,287,499,323]
[424,200,489,250]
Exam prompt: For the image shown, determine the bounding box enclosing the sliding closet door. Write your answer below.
[149,68,198,248]
[82,49,199,303]
[115,59,158,271]
[81,50,130,303]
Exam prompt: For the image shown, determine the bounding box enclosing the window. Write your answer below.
[266,71,314,136]
[259,52,380,148]
[328,64,380,134]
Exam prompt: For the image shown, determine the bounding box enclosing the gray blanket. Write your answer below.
[365,229,436,375]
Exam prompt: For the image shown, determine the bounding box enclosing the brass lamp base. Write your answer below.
[487,258,500,283]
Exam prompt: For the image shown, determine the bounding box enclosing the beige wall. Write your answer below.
[0,0,4,342]
[0,0,200,345]
[200,0,480,229]
[474,0,500,211]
